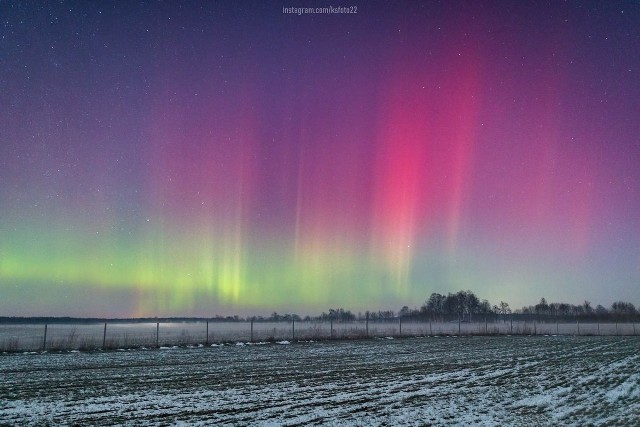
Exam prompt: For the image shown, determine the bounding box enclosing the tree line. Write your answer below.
[251,290,638,323]
[407,292,637,322]
[518,297,638,321]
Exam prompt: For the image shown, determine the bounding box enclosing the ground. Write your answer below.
[1,336,638,426]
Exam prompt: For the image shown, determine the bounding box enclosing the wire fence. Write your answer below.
[0,319,637,352]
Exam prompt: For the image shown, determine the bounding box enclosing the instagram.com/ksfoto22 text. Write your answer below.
[283,6,358,15]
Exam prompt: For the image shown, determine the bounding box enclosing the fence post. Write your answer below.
[330,319,333,339]
[206,321,209,345]
[292,319,295,341]
[366,313,369,337]
[103,322,107,349]
[156,322,159,348]
[556,321,559,335]
[42,324,48,351]
[429,319,432,336]
[577,320,580,336]
[510,318,513,334]
[250,319,254,342]
[399,318,402,336]
[534,321,537,336]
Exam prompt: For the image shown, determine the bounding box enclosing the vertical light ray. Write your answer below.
[137,76,259,310]
[442,54,481,257]
[371,83,430,291]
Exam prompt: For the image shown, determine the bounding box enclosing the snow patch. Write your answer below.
[606,374,640,402]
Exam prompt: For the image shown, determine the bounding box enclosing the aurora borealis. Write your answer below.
[1,1,639,317]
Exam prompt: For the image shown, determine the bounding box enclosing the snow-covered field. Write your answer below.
[1,336,638,425]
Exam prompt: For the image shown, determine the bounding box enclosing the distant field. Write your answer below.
[0,320,637,352]
[1,336,638,425]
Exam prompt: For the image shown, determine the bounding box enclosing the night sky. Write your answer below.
[1,1,639,317]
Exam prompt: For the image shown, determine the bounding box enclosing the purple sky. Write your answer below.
[1,1,639,317]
